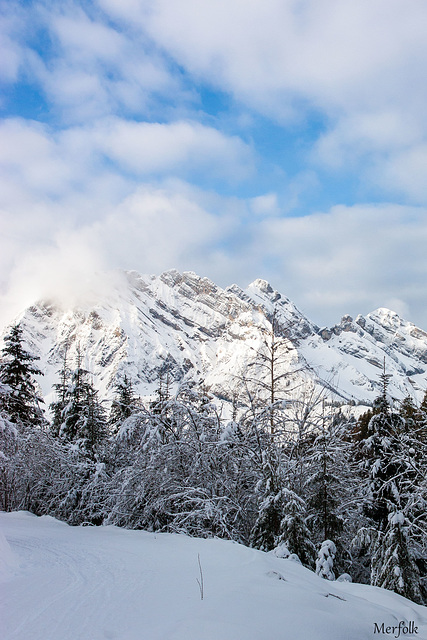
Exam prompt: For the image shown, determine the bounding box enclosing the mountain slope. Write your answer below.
[5,269,427,411]
[2,511,427,640]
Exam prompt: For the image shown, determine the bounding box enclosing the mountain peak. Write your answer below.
[248,278,274,295]
[372,307,403,320]
[367,307,408,331]
[4,268,427,410]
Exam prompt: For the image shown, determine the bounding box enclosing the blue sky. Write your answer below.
[2,0,427,328]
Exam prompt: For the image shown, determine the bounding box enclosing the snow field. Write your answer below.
[1,511,427,640]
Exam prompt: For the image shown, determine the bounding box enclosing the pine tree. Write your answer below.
[0,381,19,511]
[316,540,336,581]
[276,489,315,568]
[248,422,284,552]
[250,486,283,551]
[357,369,425,601]
[362,384,405,532]
[371,511,423,603]
[50,342,71,437]
[306,416,346,545]
[108,374,139,433]
[405,392,427,443]
[0,324,45,426]
[59,350,106,455]
[399,396,420,431]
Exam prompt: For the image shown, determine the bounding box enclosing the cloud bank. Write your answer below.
[2,0,427,330]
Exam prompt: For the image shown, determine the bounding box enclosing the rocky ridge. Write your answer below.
[4,269,427,412]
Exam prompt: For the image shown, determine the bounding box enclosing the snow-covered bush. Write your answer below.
[316,540,336,581]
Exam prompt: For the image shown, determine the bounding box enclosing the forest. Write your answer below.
[1,322,427,606]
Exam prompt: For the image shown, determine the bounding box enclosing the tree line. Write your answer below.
[1,322,427,604]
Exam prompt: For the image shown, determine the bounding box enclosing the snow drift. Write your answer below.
[1,511,426,640]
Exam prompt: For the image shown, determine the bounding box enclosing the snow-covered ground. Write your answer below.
[1,511,427,640]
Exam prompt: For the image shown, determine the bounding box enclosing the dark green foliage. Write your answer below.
[276,489,316,568]
[371,512,423,604]
[0,324,45,426]
[54,350,107,456]
[363,408,406,531]
[355,408,374,442]
[108,374,139,433]
[306,427,346,544]
[250,490,283,551]
[356,370,426,602]
[50,343,71,437]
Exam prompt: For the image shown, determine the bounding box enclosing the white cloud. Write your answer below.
[93,183,233,273]
[314,111,423,168]
[111,0,427,113]
[249,193,280,217]
[3,167,427,334]
[1,232,116,318]
[5,0,427,201]
[90,118,254,180]
[0,112,254,328]
[0,116,253,208]
[0,181,239,326]
[0,32,20,83]
[0,2,189,124]
[50,10,126,63]
[377,144,427,203]
[0,6,27,83]
[0,119,78,197]
[98,0,427,202]
[252,204,427,326]
[3,0,427,333]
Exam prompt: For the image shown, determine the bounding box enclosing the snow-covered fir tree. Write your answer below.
[371,511,423,603]
[357,368,426,602]
[305,411,355,573]
[56,349,106,455]
[108,374,140,434]
[50,342,71,437]
[275,488,315,568]
[0,324,45,427]
[250,485,284,552]
[362,397,405,530]
[316,539,336,581]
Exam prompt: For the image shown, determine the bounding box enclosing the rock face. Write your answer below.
[4,270,427,411]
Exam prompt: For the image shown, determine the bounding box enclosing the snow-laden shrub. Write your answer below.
[316,539,336,581]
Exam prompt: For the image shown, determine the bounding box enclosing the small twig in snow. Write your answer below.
[196,553,204,600]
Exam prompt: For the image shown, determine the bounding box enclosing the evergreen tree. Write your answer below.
[404,392,427,443]
[305,419,346,546]
[399,396,420,432]
[59,350,106,455]
[151,367,172,412]
[108,374,139,433]
[362,393,405,532]
[248,416,284,552]
[50,342,71,437]
[316,540,336,581]
[0,324,45,426]
[371,511,423,603]
[250,486,283,551]
[276,489,315,568]
[357,369,425,601]
[355,407,375,442]
[0,382,18,511]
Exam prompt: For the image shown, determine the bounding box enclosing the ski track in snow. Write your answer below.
[1,511,427,640]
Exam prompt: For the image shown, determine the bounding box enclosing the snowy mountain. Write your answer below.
[5,269,427,411]
[2,511,427,640]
